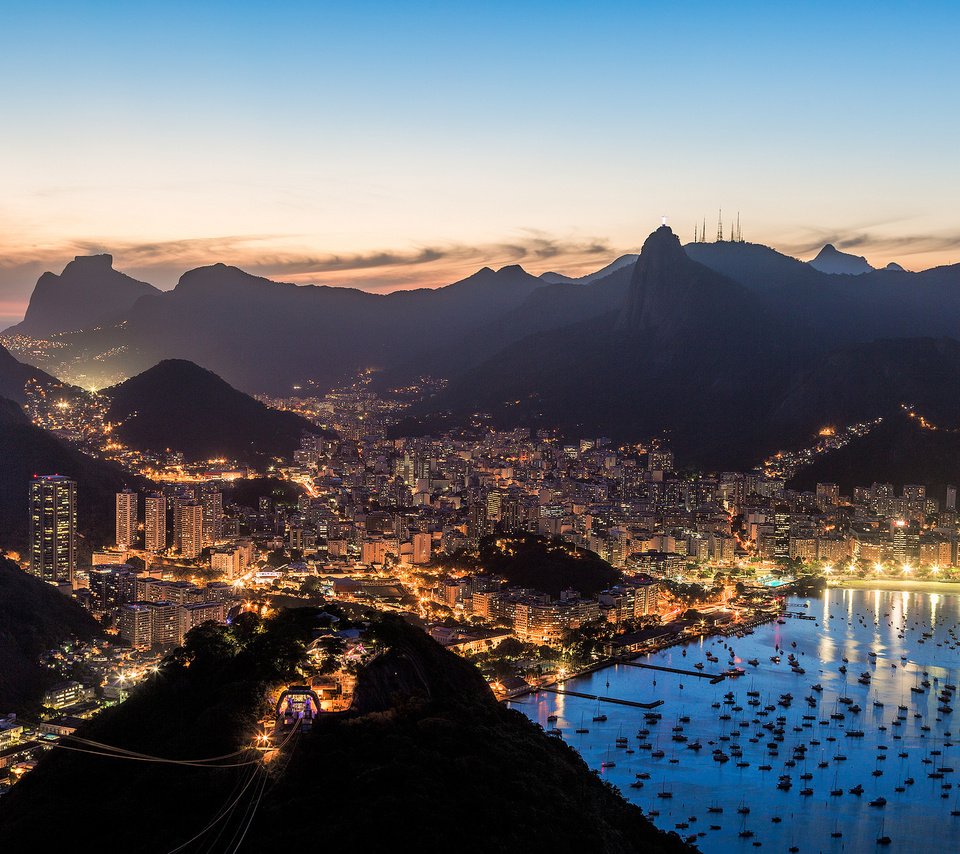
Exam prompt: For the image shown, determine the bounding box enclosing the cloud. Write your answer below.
[782,229,960,261]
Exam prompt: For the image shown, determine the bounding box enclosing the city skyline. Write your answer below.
[2,1,959,326]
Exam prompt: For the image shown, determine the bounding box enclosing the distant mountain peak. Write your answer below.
[615,225,741,333]
[69,253,114,269]
[808,243,874,275]
[7,254,159,337]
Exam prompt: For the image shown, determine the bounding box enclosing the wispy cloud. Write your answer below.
[782,229,960,263]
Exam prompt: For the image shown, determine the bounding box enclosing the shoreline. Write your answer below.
[827,577,960,595]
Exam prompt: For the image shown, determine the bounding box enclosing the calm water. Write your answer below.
[510,588,960,853]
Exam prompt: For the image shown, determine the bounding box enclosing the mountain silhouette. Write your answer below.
[5,254,159,337]
[808,243,874,275]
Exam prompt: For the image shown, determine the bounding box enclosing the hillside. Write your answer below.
[0,610,690,854]
[769,338,960,443]
[790,410,960,499]
[0,344,60,404]
[0,397,145,551]
[5,254,160,337]
[105,359,328,463]
[474,533,620,597]
[0,557,101,710]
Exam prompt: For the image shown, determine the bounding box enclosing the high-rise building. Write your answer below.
[412,531,432,565]
[147,601,183,648]
[176,501,204,559]
[200,489,223,547]
[144,493,167,552]
[87,563,137,612]
[947,485,957,513]
[485,490,502,525]
[772,505,791,560]
[210,547,242,579]
[29,475,76,585]
[115,489,138,549]
[815,482,839,508]
[119,603,153,648]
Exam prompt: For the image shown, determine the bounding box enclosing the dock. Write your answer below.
[539,686,665,709]
[619,661,726,684]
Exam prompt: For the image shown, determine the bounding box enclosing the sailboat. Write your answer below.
[575,711,589,734]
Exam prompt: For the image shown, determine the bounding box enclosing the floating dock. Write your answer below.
[538,686,665,709]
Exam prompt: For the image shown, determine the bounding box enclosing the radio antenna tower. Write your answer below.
[736,212,742,242]
[716,209,723,242]
[702,218,706,243]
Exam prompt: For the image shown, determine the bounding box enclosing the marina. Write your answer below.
[510,587,960,851]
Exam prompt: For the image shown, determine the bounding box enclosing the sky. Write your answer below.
[1,0,958,326]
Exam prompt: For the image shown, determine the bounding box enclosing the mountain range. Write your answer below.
[5,229,960,472]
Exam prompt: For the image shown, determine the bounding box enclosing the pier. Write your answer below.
[539,686,665,709]
[619,661,726,684]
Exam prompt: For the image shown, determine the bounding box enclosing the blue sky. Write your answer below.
[1,0,958,324]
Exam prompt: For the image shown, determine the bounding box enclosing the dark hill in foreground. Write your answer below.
[106,359,329,463]
[0,610,691,854]
[0,557,101,710]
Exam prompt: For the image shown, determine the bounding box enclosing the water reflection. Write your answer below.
[510,588,960,852]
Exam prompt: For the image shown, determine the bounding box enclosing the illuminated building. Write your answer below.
[119,603,153,648]
[412,531,432,565]
[772,505,790,560]
[87,563,136,612]
[29,475,76,585]
[815,482,839,508]
[789,536,817,563]
[147,601,182,648]
[211,547,242,578]
[485,490,502,525]
[144,493,167,552]
[200,488,223,546]
[115,488,138,549]
[175,500,204,559]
